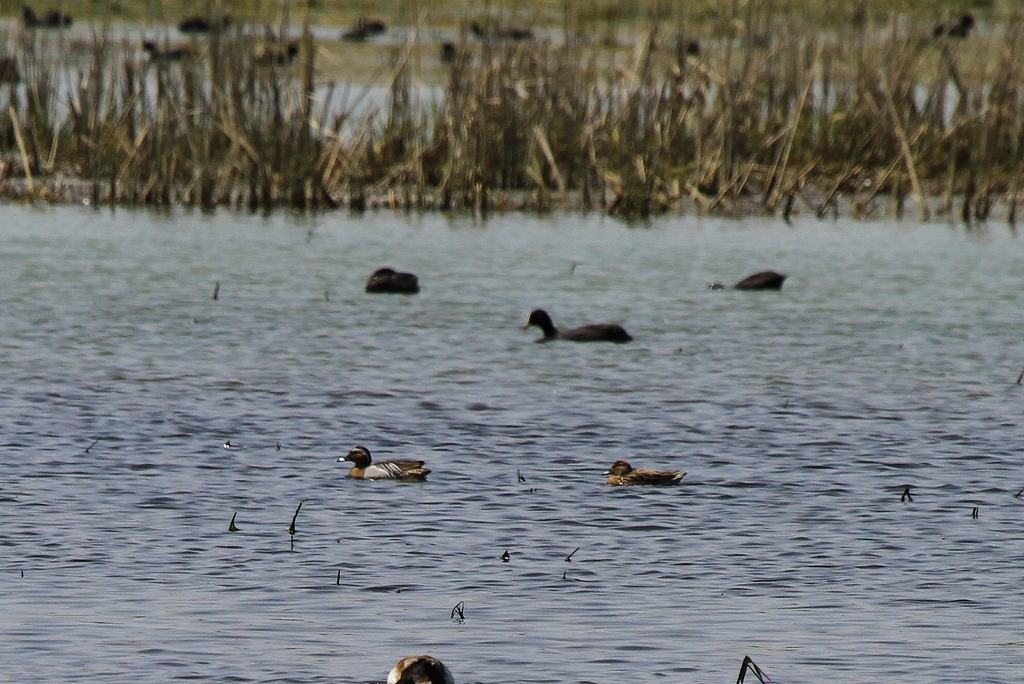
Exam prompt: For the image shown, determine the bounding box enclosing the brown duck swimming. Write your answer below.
[340,446,430,481]
[388,655,454,684]
[604,460,684,486]
[366,267,419,294]
[524,309,632,343]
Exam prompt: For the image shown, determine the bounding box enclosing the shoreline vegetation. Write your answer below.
[0,1,1021,220]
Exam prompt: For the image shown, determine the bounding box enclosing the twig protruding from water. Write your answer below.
[971,506,979,519]
[212,281,220,300]
[83,438,100,453]
[500,549,510,562]
[565,547,580,562]
[901,486,913,503]
[288,501,303,537]
[736,655,770,683]
[450,601,465,622]
[228,512,239,532]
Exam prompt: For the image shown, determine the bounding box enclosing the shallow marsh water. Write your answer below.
[1,206,1023,683]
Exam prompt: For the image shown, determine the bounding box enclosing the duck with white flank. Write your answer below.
[340,446,430,481]
[523,309,632,343]
[388,655,454,684]
[604,460,684,486]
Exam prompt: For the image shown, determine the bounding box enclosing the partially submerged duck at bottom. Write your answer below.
[339,445,430,481]
[709,270,787,291]
[388,655,454,684]
[384,654,767,683]
[604,460,685,485]
[523,308,632,343]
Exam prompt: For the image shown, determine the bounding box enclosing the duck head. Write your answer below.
[603,460,633,476]
[341,445,373,467]
[524,309,558,338]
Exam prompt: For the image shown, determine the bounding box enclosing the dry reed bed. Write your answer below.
[1,16,1023,219]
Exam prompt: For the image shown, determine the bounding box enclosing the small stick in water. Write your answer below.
[83,438,101,453]
[450,601,465,621]
[565,547,580,562]
[500,549,510,563]
[517,469,526,483]
[1015,486,1024,499]
[901,485,913,503]
[212,281,220,300]
[336,570,341,586]
[228,512,239,532]
[1017,366,1024,384]
[736,655,770,684]
[971,506,979,519]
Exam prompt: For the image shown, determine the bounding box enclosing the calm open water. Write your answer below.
[2,206,1023,683]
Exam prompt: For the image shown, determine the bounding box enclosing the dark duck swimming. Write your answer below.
[365,267,419,293]
[523,309,632,342]
[709,270,787,291]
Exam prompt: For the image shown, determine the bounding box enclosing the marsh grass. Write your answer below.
[2,4,1024,219]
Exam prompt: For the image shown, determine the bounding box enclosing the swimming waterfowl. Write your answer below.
[178,14,232,34]
[388,655,454,684]
[523,309,632,342]
[342,18,387,41]
[0,55,20,83]
[934,13,975,39]
[440,41,459,63]
[735,270,787,290]
[604,460,684,486]
[142,40,194,62]
[254,41,299,66]
[469,21,533,41]
[340,446,431,480]
[366,267,419,293]
[709,270,787,291]
[22,6,72,28]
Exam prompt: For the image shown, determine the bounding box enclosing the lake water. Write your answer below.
[2,206,1023,683]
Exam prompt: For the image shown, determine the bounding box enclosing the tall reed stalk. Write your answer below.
[2,6,1023,220]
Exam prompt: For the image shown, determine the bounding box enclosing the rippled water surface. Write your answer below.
[2,207,1024,683]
